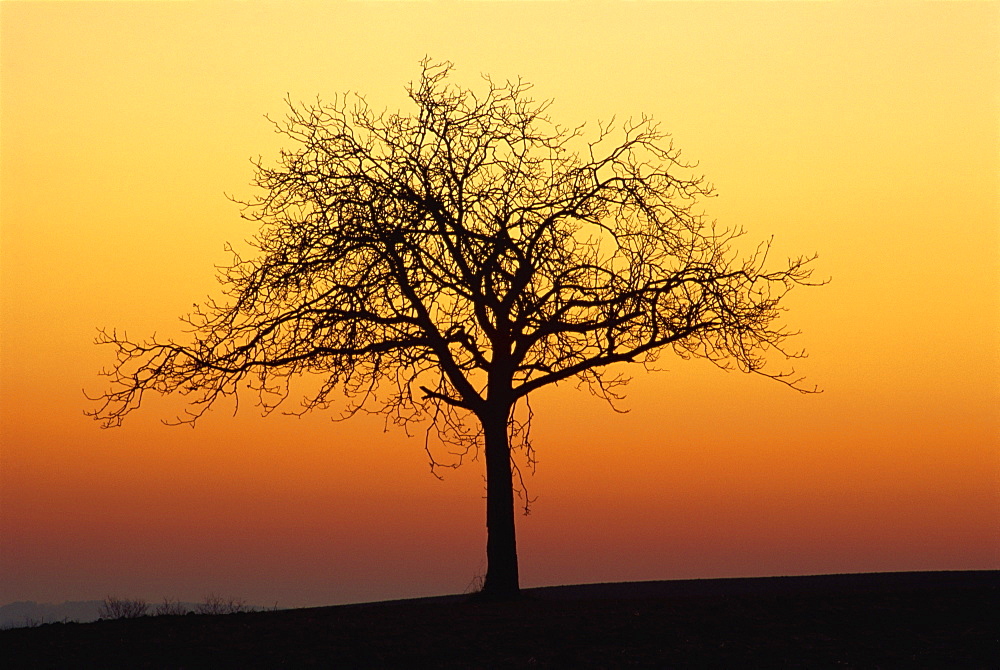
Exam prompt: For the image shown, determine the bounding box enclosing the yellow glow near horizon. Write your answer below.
[1,1,997,607]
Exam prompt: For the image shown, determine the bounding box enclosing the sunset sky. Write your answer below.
[2,1,997,609]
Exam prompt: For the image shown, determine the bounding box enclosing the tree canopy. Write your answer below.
[90,60,818,598]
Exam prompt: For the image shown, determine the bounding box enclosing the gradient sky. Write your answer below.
[2,1,997,609]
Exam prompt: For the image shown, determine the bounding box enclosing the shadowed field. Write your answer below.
[2,571,995,668]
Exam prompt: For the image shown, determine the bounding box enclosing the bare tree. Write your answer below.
[89,60,818,599]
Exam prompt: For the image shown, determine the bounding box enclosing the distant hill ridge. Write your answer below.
[0,599,202,629]
[0,601,103,628]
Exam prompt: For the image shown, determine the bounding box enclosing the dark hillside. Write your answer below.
[2,571,996,668]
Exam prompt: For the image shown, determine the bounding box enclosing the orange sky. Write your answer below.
[1,1,997,608]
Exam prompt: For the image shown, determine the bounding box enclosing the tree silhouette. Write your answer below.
[89,60,818,599]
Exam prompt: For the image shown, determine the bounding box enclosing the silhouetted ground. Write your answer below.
[2,571,996,668]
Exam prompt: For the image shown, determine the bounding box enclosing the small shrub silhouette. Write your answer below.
[152,598,190,616]
[99,596,148,619]
[196,594,253,615]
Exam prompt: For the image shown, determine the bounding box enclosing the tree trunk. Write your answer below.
[479,408,520,599]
